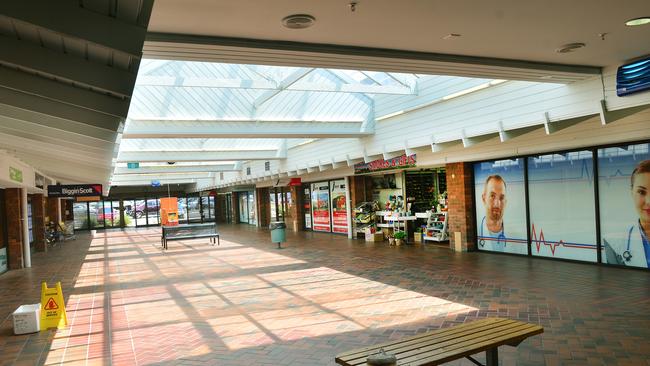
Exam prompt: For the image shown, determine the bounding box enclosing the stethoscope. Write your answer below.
[479,216,506,248]
[623,225,634,262]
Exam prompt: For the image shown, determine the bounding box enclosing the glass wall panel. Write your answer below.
[248,192,256,225]
[207,196,215,220]
[188,197,201,222]
[239,193,249,223]
[135,199,147,226]
[88,201,104,229]
[527,151,597,262]
[330,180,348,234]
[177,197,187,223]
[101,200,113,227]
[474,158,528,254]
[201,196,209,222]
[270,190,277,221]
[111,201,121,227]
[598,143,650,268]
[146,199,160,225]
[123,200,136,227]
[311,182,331,232]
[73,202,88,229]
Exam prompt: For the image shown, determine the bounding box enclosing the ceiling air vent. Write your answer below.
[282,14,316,29]
[555,43,585,54]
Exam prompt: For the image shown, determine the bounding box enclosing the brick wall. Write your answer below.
[5,188,23,269]
[31,194,46,252]
[288,186,303,231]
[231,193,239,224]
[445,162,476,252]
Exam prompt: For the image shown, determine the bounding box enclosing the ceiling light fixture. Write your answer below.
[555,43,586,53]
[625,17,650,26]
[282,14,316,29]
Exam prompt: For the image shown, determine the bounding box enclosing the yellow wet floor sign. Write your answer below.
[40,281,68,330]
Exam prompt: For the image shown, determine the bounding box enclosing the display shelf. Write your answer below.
[421,211,448,242]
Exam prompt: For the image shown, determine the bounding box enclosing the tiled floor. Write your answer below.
[1,225,649,366]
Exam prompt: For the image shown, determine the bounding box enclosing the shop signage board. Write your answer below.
[311,182,331,232]
[0,248,7,274]
[127,162,140,169]
[288,178,302,186]
[151,180,161,187]
[9,167,22,182]
[48,184,102,197]
[330,179,348,234]
[75,196,101,202]
[354,154,417,174]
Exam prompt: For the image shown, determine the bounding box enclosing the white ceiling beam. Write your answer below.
[0,125,113,156]
[0,66,131,118]
[253,68,314,109]
[461,129,496,148]
[117,150,283,162]
[123,119,371,138]
[112,173,211,182]
[0,115,116,150]
[0,87,123,131]
[144,33,601,83]
[137,75,413,95]
[544,112,591,135]
[0,34,137,98]
[0,0,150,58]
[0,104,118,142]
[113,164,239,175]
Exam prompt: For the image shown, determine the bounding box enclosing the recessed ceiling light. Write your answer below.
[625,17,650,26]
[282,14,316,29]
[555,43,586,53]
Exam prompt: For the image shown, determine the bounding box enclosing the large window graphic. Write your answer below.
[598,143,650,269]
[330,179,348,234]
[527,151,597,262]
[474,158,528,254]
[311,182,331,232]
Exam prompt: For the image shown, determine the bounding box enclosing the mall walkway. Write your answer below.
[1,225,649,366]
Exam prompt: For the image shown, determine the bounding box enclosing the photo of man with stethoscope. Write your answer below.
[479,175,508,252]
[604,159,650,268]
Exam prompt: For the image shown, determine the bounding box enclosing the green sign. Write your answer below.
[127,162,140,169]
[9,167,22,183]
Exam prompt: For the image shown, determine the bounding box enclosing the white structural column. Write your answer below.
[21,188,31,268]
[56,198,62,224]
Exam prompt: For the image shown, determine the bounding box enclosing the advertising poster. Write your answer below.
[311,182,331,232]
[330,179,348,234]
[598,143,650,268]
[474,158,528,254]
[527,151,598,262]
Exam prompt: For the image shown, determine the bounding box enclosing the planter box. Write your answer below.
[365,232,384,242]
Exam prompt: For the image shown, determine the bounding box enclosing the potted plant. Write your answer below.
[394,231,406,246]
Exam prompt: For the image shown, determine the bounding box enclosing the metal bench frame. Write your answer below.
[161,223,220,250]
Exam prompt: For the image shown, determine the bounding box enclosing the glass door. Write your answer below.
[311,182,331,232]
[177,197,188,224]
[206,196,215,221]
[88,201,104,229]
[225,193,232,223]
[303,185,312,230]
[123,200,136,228]
[146,198,160,225]
[187,196,201,223]
[134,199,147,226]
[201,196,209,222]
[73,202,88,230]
[239,193,249,223]
[248,192,256,225]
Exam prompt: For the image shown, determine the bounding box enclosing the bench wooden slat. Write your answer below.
[165,234,218,240]
[398,323,542,365]
[337,318,510,363]
[336,318,505,360]
[340,320,524,365]
[335,318,543,366]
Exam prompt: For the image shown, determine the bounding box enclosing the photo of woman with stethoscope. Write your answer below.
[604,159,650,268]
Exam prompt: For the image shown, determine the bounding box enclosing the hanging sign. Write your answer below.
[9,167,23,182]
[48,184,102,197]
[151,180,161,187]
[354,154,417,174]
[40,281,68,330]
[127,162,140,169]
[288,178,302,186]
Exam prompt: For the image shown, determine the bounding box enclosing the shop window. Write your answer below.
[527,151,597,262]
[598,143,650,269]
[474,158,528,255]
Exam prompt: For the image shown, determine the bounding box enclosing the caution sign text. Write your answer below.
[40,281,68,330]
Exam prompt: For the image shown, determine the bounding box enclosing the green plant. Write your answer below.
[393,231,406,240]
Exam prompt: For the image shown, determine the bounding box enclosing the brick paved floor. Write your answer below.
[1,224,649,366]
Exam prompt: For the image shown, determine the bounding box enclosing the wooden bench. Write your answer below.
[161,223,220,250]
[335,318,543,366]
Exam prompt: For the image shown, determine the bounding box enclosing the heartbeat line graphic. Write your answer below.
[530,223,597,255]
[599,168,628,186]
[529,159,593,184]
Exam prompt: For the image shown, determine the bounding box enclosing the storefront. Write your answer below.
[473,140,650,270]
[303,178,349,234]
[237,191,257,225]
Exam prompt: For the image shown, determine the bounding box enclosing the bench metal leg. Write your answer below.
[485,347,498,366]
